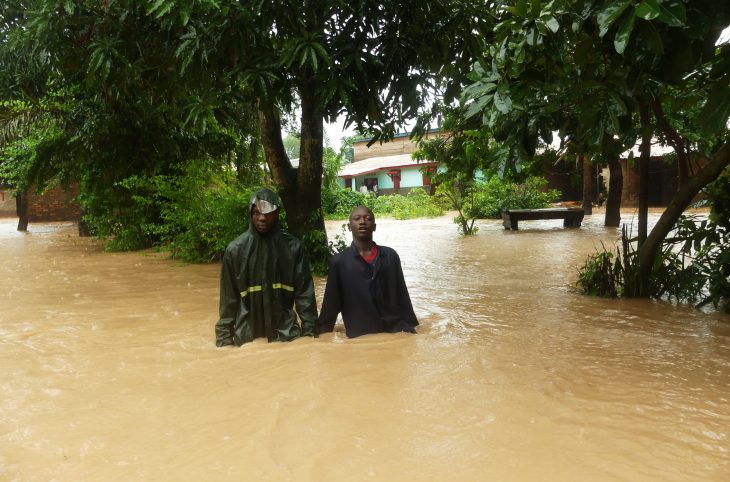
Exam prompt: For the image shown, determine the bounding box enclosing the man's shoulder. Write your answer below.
[278,230,302,248]
[225,231,250,252]
[377,244,400,257]
[330,245,355,265]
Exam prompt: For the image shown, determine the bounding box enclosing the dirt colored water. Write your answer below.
[1,211,728,481]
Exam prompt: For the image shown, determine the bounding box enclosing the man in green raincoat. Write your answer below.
[215,188,318,346]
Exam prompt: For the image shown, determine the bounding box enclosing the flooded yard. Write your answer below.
[1,210,728,481]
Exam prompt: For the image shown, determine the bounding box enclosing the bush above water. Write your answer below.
[322,187,444,220]
[467,176,561,219]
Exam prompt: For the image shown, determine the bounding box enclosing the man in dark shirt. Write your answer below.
[318,205,418,337]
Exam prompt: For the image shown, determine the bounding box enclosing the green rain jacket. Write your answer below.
[215,188,318,346]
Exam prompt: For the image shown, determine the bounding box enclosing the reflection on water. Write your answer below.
[1,212,728,481]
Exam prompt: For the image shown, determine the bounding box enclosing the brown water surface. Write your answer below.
[1,212,729,481]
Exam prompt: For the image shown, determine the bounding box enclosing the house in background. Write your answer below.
[338,129,684,206]
[337,131,445,195]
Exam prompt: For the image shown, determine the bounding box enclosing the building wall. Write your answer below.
[400,168,423,188]
[618,157,680,207]
[352,131,447,162]
[0,187,16,217]
[373,172,390,189]
[347,167,427,193]
[27,184,81,222]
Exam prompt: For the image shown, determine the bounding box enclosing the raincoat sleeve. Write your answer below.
[317,256,341,334]
[294,245,319,337]
[215,249,240,346]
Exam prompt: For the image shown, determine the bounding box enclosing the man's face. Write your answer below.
[251,206,279,235]
[348,206,376,240]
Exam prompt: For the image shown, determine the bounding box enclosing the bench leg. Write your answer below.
[503,217,518,230]
[563,217,582,228]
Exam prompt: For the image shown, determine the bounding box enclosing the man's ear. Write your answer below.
[373,223,376,232]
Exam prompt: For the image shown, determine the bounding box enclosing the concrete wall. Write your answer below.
[400,168,423,188]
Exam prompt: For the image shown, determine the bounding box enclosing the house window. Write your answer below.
[345,178,352,189]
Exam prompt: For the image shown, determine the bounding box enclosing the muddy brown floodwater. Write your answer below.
[1,210,729,481]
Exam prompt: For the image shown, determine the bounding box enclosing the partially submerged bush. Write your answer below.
[85,162,258,262]
[468,176,561,219]
[577,176,730,313]
[322,187,443,220]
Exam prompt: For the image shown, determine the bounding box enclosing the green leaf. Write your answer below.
[180,9,190,26]
[464,95,490,119]
[530,0,541,18]
[597,0,632,37]
[155,2,174,19]
[147,0,166,16]
[658,0,686,26]
[310,47,318,72]
[699,81,730,133]
[639,21,664,55]
[613,12,635,54]
[64,0,74,15]
[312,42,332,68]
[609,109,621,134]
[462,81,496,100]
[607,91,628,115]
[634,0,661,20]
[493,86,513,114]
[509,0,528,18]
[543,16,560,34]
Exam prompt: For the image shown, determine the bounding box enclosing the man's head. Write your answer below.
[249,188,281,235]
[348,205,376,241]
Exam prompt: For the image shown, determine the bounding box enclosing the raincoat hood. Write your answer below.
[249,188,281,215]
[248,187,282,237]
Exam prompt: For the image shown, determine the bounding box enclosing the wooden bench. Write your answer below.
[501,208,585,230]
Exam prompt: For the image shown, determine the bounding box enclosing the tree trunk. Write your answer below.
[651,97,689,188]
[581,152,593,215]
[16,189,28,232]
[605,154,622,227]
[258,104,297,205]
[637,102,651,248]
[636,141,730,287]
[257,78,327,265]
[78,210,92,237]
[295,75,325,240]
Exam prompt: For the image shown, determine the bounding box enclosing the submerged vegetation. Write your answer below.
[577,177,730,312]
[321,176,560,227]
[322,187,443,220]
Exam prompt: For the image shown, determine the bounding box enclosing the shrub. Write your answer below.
[322,187,443,220]
[468,176,561,219]
[577,194,730,312]
[86,162,258,262]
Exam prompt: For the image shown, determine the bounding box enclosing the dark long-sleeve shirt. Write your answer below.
[318,244,418,338]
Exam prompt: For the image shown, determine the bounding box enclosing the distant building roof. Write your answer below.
[351,128,442,144]
[338,154,436,178]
